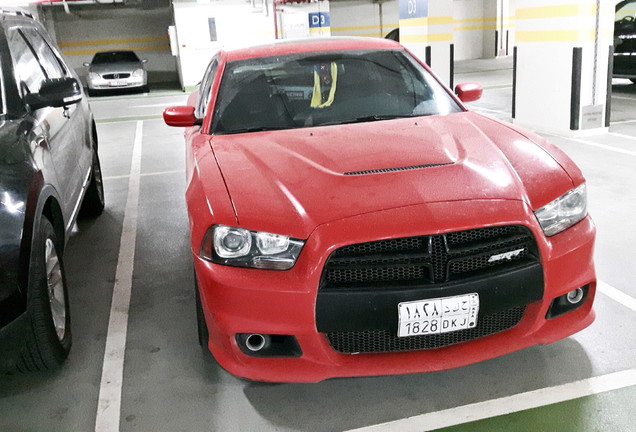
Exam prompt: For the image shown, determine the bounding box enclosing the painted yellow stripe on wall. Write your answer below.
[399,17,428,27]
[517,3,596,20]
[62,44,170,56]
[454,24,499,31]
[516,29,595,43]
[331,23,397,32]
[58,36,169,48]
[400,32,453,43]
[309,27,331,34]
[428,16,453,26]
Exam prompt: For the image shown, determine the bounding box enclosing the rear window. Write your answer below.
[92,51,140,64]
[211,49,462,134]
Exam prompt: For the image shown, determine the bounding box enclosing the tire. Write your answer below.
[79,145,105,218]
[194,272,209,347]
[17,217,72,372]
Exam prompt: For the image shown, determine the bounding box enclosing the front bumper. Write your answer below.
[194,200,596,382]
[87,75,146,90]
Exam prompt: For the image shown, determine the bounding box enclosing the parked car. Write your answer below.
[614,0,636,82]
[84,50,148,96]
[164,37,596,383]
[0,9,104,372]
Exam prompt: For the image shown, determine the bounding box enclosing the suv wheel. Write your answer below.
[17,217,72,371]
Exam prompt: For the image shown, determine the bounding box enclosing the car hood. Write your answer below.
[210,111,576,239]
[89,62,142,74]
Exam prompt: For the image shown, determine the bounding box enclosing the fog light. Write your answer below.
[236,333,302,358]
[566,288,584,304]
[546,285,589,319]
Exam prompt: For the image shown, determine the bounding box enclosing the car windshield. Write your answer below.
[92,51,140,64]
[211,49,462,134]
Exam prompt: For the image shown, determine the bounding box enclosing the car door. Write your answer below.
[6,26,84,224]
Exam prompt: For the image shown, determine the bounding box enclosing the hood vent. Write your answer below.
[344,163,454,176]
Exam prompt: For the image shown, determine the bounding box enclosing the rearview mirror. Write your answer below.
[163,106,201,127]
[24,77,82,110]
[454,82,483,103]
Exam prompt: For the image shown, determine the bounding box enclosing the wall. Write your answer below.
[330,0,399,38]
[172,0,275,90]
[277,2,331,39]
[453,0,485,60]
[40,4,176,84]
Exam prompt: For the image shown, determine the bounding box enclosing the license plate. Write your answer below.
[108,81,126,87]
[398,293,479,337]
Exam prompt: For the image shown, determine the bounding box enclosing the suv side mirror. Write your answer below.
[24,77,82,110]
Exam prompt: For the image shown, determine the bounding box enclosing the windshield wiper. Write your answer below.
[223,126,291,134]
[316,114,418,127]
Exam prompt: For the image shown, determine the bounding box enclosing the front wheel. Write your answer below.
[79,146,105,218]
[17,217,72,371]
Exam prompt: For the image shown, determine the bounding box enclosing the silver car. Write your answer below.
[84,50,148,95]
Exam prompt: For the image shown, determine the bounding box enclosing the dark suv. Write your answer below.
[0,9,104,371]
[614,0,636,82]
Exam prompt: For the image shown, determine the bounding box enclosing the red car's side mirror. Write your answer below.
[454,82,483,103]
[163,106,201,127]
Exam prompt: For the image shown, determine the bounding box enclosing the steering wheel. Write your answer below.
[620,15,634,23]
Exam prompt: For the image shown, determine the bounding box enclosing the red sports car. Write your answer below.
[164,37,595,383]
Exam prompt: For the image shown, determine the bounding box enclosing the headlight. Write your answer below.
[132,68,145,78]
[200,225,304,270]
[88,72,100,80]
[534,183,587,236]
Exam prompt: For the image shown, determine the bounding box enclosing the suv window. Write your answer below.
[7,28,48,96]
[20,28,67,78]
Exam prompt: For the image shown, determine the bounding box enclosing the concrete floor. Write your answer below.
[0,61,635,432]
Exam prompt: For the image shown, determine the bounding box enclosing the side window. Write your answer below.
[20,28,67,78]
[195,58,219,119]
[6,28,47,96]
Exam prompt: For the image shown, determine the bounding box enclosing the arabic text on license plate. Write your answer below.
[398,293,479,337]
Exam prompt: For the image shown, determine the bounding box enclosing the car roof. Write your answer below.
[223,37,403,62]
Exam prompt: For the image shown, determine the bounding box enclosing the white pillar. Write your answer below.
[512,0,615,135]
[399,0,454,86]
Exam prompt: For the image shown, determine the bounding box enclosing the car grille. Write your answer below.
[102,73,131,79]
[326,306,526,354]
[321,225,538,289]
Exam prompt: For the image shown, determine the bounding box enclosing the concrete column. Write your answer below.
[399,0,454,86]
[512,0,615,135]
[483,0,513,59]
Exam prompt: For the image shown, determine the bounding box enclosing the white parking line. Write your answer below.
[103,169,184,181]
[598,281,636,313]
[610,119,636,125]
[345,369,636,432]
[94,121,143,432]
[609,132,636,142]
[567,137,636,157]
[345,280,636,432]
